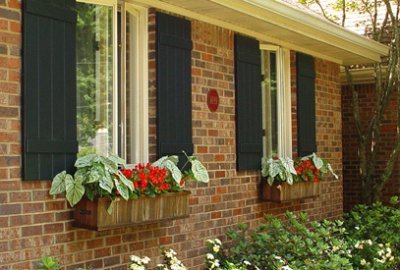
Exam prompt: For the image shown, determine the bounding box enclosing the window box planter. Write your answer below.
[260,180,321,202]
[73,191,190,231]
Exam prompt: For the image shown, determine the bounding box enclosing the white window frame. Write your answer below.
[121,2,149,163]
[260,44,292,158]
[77,0,149,162]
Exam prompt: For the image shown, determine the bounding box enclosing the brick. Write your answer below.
[0,203,20,215]
[0,44,6,54]
[33,212,54,223]
[9,191,31,202]
[0,107,18,118]
[0,156,19,167]
[10,214,32,226]
[0,8,20,20]
[103,256,120,267]
[21,225,42,237]
[44,223,64,234]
[22,202,44,213]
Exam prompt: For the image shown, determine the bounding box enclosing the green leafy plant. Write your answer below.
[224,212,353,270]
[261,153,338,186]
[344,197,400,269]
[37,256,60,270]
[49,152,209,212]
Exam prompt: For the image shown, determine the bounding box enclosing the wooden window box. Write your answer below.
[73,191,190,231]
[261,181,321,202]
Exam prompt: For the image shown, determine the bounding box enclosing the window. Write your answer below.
[76,0,148,163]
[261,45,292,158]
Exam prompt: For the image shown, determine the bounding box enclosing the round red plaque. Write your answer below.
[207,89,219,112]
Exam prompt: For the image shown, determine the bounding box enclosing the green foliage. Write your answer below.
[344,198,400,269]
[49,154,133,207]
[37,256,60,270]
[224,212,352,270]
[261,153,337,185]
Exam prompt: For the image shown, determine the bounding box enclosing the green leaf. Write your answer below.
[267,176,274,186]
[116,183,129,200]
[107,198,119,215]
[74,154,96,168]
[191,159,209,183]
[311,153,324,169]
[65,175,85,207]
[107,154,126,166]
[164,160,182,184]
[152,156,168,168]
[280,157,297,175]
[99,171,114,194]
[117,171,134,191]
[49,171,68,195]
[167,155,179,165]
[87,164,105,184]
[99,156,119,173]
[327,163,338,179]
[74,168,89,184]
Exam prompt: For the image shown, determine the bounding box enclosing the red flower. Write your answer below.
[120,169,132,179]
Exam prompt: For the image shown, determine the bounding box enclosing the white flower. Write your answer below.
[354,242,363,250]
[243,260,251,265]
[130,255,141,262]
[282,266,293,270]
[332,246,339,252]
[366,239,373,245]
[360,259,367,266]
[213,245,220,253]
[141,256,150,264]
[130,265,145,270]
[214,239,222,245]
[206,253,215,260]
[165,249,177,258]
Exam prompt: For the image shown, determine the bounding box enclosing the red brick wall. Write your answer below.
[342,83,400,211]
[0,4,343,269]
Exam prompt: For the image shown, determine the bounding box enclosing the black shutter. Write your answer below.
[23,0,78,180]
[156,12,193,162]
[234,34,263,171]
[296,53,316,156]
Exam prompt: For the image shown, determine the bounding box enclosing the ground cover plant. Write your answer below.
[37,199,399,269]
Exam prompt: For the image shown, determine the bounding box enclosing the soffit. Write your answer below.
[132,0,388,65]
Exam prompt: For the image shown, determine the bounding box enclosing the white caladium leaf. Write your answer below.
[191,159,209,183]
[49,171,68,195]
[116,183,129,200]
[268,160,281,178]
[107,198,120,215]
[87,164,104,184]
[286,172,294,185]
[327,163,339,179]
[167,155,179,165]
[280,157,297,175]
[107,154,126,166]
[164,160,182,184]
[100,156,119,174]
[74,154,96,168]
[74,168,89,184]
[65,175,85,207]
[99,171,114,194]
[267,176,274,186]
[261,157,270,177]
[117,171,134,191]
[152,156,169,168]
[312,153,324,169]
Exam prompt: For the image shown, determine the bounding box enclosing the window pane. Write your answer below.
[262,51,278,157]
[125,12,136,163]
[76,3,114,156]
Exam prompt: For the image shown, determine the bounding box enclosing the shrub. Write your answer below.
[344,197,400,269]
[224,212,353,270]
